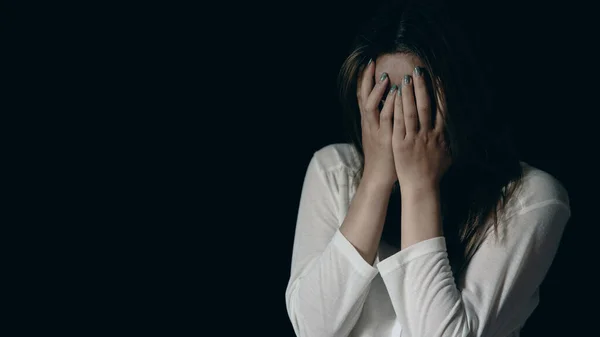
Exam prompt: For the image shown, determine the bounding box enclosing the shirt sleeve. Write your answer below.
[285,154,379,337]
[376,191,571,337]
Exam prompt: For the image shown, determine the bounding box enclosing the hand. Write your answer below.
[357,60,398,189]
[392,67,452,190]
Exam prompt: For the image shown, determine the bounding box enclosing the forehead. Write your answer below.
[375,53,426,85]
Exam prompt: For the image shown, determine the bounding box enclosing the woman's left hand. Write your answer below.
[392,67,452,191]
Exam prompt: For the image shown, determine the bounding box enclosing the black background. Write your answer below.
[3,0,598,335]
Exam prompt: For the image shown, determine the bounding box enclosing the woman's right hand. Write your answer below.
[357,59,398,189]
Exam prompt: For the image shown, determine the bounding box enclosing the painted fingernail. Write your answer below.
[403,75,411,85]
[389,84,397,93]
[380,72,388,82]
[397,86,402,96]
[368,58,373,65]
[414,67,423,76]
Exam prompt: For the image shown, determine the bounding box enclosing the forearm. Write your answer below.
[400,185,443,250]
[286,232,378,337]
[340,178,393,265]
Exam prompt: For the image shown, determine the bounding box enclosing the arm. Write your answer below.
[384,67,571,336]
[340,173,393,265]
[399,185,443,250]
[377,183,570,337]
[285,152,391,337]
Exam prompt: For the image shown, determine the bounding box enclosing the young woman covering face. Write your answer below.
[285,1,571,336]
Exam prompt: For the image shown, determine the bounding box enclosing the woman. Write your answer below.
[285,1,570,337]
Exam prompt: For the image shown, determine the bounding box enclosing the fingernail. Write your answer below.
[368,58,373,65]
[403,75,411,85]
[380,72,388,82]
[397,86,402,96]
[414,67,423,76]
[389,84,397,93]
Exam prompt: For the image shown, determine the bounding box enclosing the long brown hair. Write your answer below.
[337,0,524,277]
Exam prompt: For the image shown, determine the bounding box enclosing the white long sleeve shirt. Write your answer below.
[285,143,571,337]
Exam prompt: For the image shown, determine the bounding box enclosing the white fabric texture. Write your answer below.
[285,143,570,337]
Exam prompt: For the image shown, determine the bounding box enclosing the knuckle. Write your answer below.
[372,82,384,94]
[380,113,392,121]
[364,102,376,113]
[394,138,408,148]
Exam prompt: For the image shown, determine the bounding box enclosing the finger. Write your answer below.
[358,59,375,118]
[412,67,432,131]
[356,65,364,100]
[434,82,447,132]
[380,84,397,134]
[365,72,390,129]
[394,85,406,139]
[401,75,418,136]
[356,64,365,100]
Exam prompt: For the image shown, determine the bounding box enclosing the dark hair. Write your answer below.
[337,0,523,277]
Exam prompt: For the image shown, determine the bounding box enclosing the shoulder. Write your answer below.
[311,143,361,175]
[506,162,571,217]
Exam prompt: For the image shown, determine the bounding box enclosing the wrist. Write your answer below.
[360,174,395,194]
[399,182,439,199]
